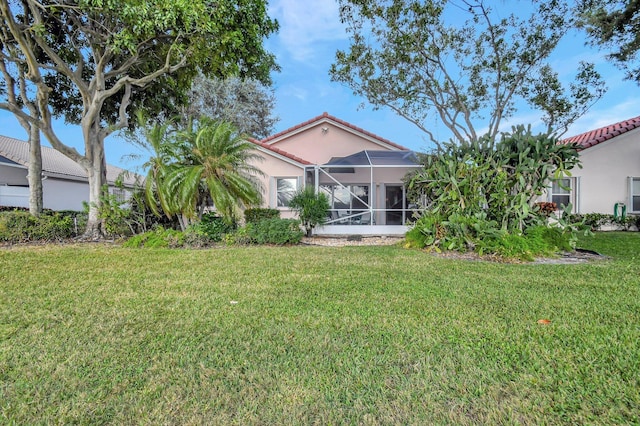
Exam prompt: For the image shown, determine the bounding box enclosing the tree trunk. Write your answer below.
[82,131,107,239]
[27,125,43,215]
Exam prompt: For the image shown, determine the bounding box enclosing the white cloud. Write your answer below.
[269,0,348,62]
[567,98,640,136]
[279,84,309,101]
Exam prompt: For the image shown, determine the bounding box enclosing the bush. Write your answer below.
[193,213,236,241]
[0,210,78,243]
[475,225,575,260]
[244,208,280,224]
[406,127,581,251]
[405,211,503,252]
[406,212,577,260]
[570,213,640,232]
[289,188,330,237]
[123,227,185,248]
[243,218,303,245]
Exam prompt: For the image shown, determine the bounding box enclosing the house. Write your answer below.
[549,115,640,216]
[248,112,422,235]
[0,135,138,211]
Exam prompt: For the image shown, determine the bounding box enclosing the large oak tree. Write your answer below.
[577,0,640,84]
[0,0,277,238]
[331,0,606,146]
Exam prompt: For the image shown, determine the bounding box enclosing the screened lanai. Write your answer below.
[304,150,422,235]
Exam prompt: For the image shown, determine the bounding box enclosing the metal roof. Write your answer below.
[324,150,420,167]
[0,134,139,186]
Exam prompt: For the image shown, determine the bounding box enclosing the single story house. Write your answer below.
[547,115,640,216]
[249,112,422,235]
[0,135,138,211]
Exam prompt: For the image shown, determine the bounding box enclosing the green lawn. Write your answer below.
[1,233,639,424]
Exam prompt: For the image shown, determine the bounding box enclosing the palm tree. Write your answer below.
[165,118,264,228]
[139,118,181,220]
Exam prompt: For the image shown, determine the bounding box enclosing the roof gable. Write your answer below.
[0,134,137,185]
[562,115,640,150]
[261,112,409,151]
[249,138,311,166]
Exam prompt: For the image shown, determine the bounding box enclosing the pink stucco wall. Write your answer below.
[267,122,399,164]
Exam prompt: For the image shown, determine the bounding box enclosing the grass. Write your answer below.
[1,232,639,424]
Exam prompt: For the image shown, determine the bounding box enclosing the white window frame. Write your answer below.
[630,177,640,213]
[109,187,127,203]
[549,177,578,213]
[274,177,299,208]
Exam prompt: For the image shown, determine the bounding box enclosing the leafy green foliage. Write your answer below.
[406,127,583,257]
[0,211,78,243]
[122,227,186,248]
[0,0,278,237]
[571,212,640,231]
[139,118,264,229]
[331,0,605,143]
[477,226,575,261]
[244,208,280,224]
[409,127,581,231]
[191,213,236,242]
[288,187,331,237]
[577,0,640,83]
[245,218,304,245]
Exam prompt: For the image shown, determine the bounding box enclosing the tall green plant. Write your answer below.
[165,119,264,229]
[407,126,581,253]
[289,187,330,237]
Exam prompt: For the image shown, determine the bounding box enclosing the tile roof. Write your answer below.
[562,115,640,150]
[0,134,138,186]
[249,138,312,165]
[260,112,410,151]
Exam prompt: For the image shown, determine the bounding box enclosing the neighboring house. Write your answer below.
[548,115,640,215]
[0,135,138,211]
[248,112,421,235]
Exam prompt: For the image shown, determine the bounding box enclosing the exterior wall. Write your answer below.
[269,122,398,164]
[0,163,28,185]
[0,163,29,207]
[570,127,640,214]
[249,151,305,219]
[42,178,90,211]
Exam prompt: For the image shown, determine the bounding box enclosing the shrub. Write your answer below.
[407,127,581,249]
[570,213,640,232]
[225,224,253,245]
[0,211,77,243]
[193,213,236,241]
[246,218,303,245]
[244,208,280,224]
[123,227,185,248]
[288,188,330,236]
[405,211,504,252]
[405,213,444,249]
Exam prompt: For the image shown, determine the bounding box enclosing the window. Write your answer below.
[320,184,370,225]
[109,187,127,203]
[631,178,640,212]
[550,178,572,209]
[276,178,298,207]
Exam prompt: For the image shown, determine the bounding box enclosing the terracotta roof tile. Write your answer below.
[249,138,312,165]
[562,115,640,150]
[261,112,409,151]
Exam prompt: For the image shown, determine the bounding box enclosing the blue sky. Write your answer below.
[1,0,639,172]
